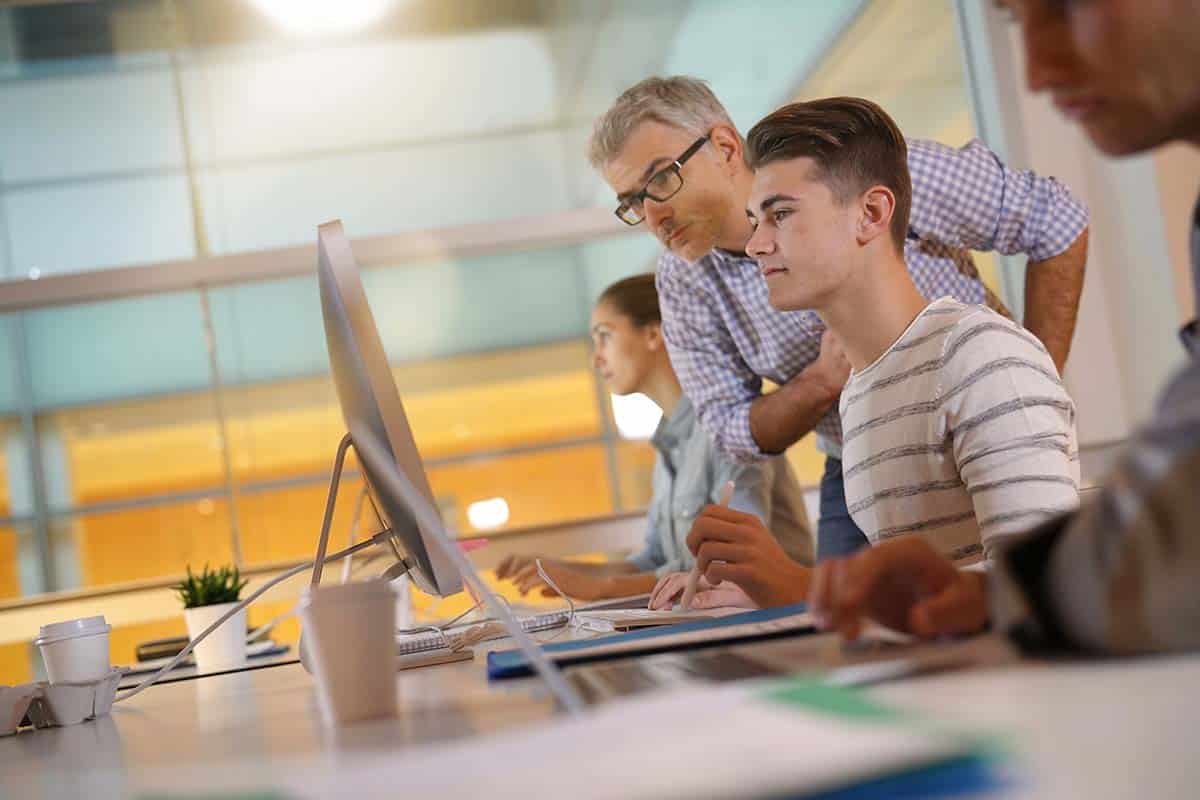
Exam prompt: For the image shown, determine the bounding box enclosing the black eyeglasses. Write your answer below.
[614,134,710,226]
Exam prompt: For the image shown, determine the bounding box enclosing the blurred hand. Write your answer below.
[508,559,612,601]
[807,537,990,641]
[495,553,541,581]
[685,505,810,608]
[648,571,757,610]
[803,329,851,401]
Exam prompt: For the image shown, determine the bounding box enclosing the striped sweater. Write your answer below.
[839,297,1080,564]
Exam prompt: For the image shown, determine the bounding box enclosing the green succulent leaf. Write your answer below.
[174,562,248,608]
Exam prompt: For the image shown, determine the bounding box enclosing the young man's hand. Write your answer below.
[807,537,990,641]
[685,505,810,608]
[648,572,757,610]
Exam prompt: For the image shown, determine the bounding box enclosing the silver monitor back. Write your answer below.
[316,220,461,597]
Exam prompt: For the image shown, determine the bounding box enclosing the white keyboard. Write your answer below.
[396,609,570,656]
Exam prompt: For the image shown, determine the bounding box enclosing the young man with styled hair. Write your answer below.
[650,97,1080,611]
[590,76,1089,562]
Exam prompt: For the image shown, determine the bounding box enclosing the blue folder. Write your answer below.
[487,603,813,680]
[798,752,1005,799]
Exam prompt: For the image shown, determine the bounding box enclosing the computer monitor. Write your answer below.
[316,219,461,597]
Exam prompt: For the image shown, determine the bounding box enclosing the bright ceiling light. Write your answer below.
[610,393,662,441]
[248,0,397,37]
[467,497,510,531]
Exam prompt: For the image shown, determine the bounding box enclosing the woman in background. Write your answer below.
[496,273,812,602]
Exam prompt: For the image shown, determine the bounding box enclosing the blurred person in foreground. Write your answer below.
[810,0,1200,655]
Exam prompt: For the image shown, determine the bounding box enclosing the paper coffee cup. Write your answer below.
[33,616,111,684]
[299,579,397,726]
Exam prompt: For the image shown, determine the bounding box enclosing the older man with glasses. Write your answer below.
[590,77,1090,563]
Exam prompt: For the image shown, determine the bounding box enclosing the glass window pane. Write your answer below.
[0,640,34,685]
[0,64,182,184]
[0,316,18,412]
[53,498,235,591]
[4,176,196,277]
[614,440,656,511]
[207,246,595,387]
[0,8,191,278]
[197,133,571,254]
[0,525,36,681]
[23,291,212,408]
[0,523,21,601]
[0,521,51,599]
[0,418,15,522]
[231,344,609,566]
[237,478,367,568]
[48,397,226,510]
[430,443,615,536]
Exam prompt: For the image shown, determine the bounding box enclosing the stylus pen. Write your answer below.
[680,480,735,610]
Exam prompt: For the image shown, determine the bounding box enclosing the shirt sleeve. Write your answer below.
[714,458,772,524]
[989,359,1200,655]
[938,313,1081,562]
[626,511,666,573]
[655,255,768,463]
[636,459,777,577]
[636,453,774,577]
[907,138,1089,262]
[714,451,812,566]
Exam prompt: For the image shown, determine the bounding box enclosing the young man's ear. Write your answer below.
[708,124,746,176]
[857,186,896,246]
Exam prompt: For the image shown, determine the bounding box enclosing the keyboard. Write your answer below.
[395,609,570,656]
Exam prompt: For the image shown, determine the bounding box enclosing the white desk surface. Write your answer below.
[2,630,1198,800]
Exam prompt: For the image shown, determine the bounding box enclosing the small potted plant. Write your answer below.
[175,564,249,673]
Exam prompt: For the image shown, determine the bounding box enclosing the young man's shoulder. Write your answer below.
[938,302,1061,388]
[943,303,1052,357]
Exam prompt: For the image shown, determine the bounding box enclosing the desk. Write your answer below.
[2,631,1198,799]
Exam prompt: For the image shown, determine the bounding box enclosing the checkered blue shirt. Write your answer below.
[656,138,1090,463]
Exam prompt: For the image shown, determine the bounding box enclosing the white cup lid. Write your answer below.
[34,616,112,647]
[301,579,395,607]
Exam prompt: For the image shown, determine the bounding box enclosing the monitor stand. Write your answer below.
[298,429,585,715]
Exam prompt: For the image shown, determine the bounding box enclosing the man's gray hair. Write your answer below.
[587,76,735,169]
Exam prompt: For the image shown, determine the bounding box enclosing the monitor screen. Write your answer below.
[316,220,461,597]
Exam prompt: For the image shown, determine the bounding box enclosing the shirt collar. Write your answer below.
[650,395,696,455]
[707,247,755,270]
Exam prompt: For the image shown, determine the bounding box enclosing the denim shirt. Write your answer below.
[626,395,813,576]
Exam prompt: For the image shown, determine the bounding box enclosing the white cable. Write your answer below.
[114,532,387,704]
[396,598,482,637]
[534,559,576,628]
[351,429,585,716]
[246,487,373,644]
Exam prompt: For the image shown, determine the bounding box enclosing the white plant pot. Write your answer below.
[184,602,247,673]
